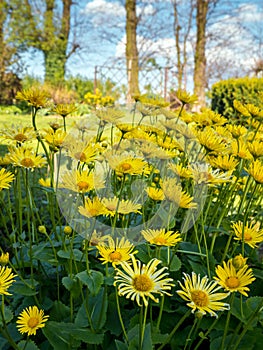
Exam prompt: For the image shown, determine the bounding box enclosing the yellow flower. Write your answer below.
[101,197,142,215]
[60,170,105,193]
[196,128,229,154]
[0,168,15,191]
[114,254,174,307]
[43,128,67,150]
[231,139,253,160]
[38,177,51,187]
[231,254,248,270]
[161,178,197,208]
[168,163,193,179]
[38,226,47,234]
[233,100,251,117]
[232,221,263,248]
[16,306,49,336]
[190,163,231,186]
[177,272,230,317]
[207,154,239,172]
[65,139,98,164]
[84,230,110,247]
[214,260,255,296]
[51,103,77,117]
[96,109,124,124]
[16,87,50,108]
[0,266,17,295]
[175,89,198,105]
[141,228,182,246]
[97,237,137,267]
[0,125,36,145]
[0,252,9,265]
[247,140,263,158]
[78,197,110,218]
[109,157,150,176]
[227,124,248,138]
[146,187,164,201]
[245,159,263,184]
[7,147,46,169]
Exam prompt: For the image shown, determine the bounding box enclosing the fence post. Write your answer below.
[164,67,169,101]
[94,66,98,94]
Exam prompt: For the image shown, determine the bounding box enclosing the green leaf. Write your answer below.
[57,249,83,261]
[76,270,104,296]
[62,276,81,298]
[0,306,13,326]
[231,297,263,327]
[152,332,169,345]
[18,340,40,350]
[75,288,108,331]
[169,255,182,271]
[115,340,128,350]
[11,279,39,296]
[70,329,103,344]
[49,301,70,322]
[42,322,80,350]
[142,324,153,350]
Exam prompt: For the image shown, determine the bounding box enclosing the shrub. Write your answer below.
[210,77,263,120]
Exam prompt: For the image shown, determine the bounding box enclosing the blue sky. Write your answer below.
[21,0,263,91]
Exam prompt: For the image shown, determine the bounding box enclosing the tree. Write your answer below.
[193,0,209,108]
[10,0,81,85]
[125,0,140,101]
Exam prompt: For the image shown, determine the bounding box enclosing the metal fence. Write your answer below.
[94,61,177,103]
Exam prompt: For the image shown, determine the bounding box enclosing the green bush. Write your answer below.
[210,77,263,120]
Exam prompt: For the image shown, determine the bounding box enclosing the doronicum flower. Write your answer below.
[175,89,198,105]
[0,125,36,145]
[245,159,263,184]
[16,306,49,336]
[0,252,9,265]
[16,88,50,108]
[78,197,110,218]
[214,260,255,296]
[101,196,142,215]
[141,228,182,246]
[0,168,15,191]
[7,146,46,169]
[231,254,248,270]
[232,221,263,248]
[97,237,137,267]
[146,187,165,201]
[114,254,174,307]
[51,103,77,117]
[60,169,105,193]
[176,272,230,318]
[0,266,17,295]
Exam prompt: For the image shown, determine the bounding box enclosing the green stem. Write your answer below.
[156,295,164,331]
[140,302,148,349]
[193,314,221,350]
[157,310,192,350]
[220,293,235,350]
[115,287,128,342]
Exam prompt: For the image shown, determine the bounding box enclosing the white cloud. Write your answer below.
[82,0,125,17]
[237,3,263,23]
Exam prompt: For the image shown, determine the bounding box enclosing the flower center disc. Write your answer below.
[21,158,34,167]
[27,317,39,328]
[121,162,132,171]
[14,133,27,142]
[77,181,90,191]
[226,276,240,288]
[244,232,252,241]
[74,152,86,162]
[191,290,208,307]
[133,274,153,292]
[109,251,122,262]
[153,237,167,245]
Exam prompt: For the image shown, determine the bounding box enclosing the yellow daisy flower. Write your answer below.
[214,260,255,296]
[7,147,46,169]
[145,187,165,201]
[141,228,182,246]
[97,237,137,267]
[161,178,197,209]
[247,140,263,158]
[0,125,36,145]
[84,230,110,247]
[16,306,49,336]
[110,157,150,176]
[60,170,105,193]
[168,163,193,179]
[43,128,67,150]
[190,163,231,186]
[114,254,174,307]
[51,103,77,117]
[207,154,239,172]
[38,177,51,187]
[0,168,15,191]
[177,272,230,317]
[233,100,251,117]
[78,197,110,218]
[196,127,229,154]
[16,88,50,108]
[175,89,198,105]
[245,159,263,184]
[65,139,98,164]
[232,221,263,248]
[96,109,125,124]
[230,254,248,270]
[230,139,253,160]
[227,124,248,138]
[0,266,17,295]
[101,197,142,215]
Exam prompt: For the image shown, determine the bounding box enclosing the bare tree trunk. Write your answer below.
[125,0,140,103]
[194,0,208,108]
